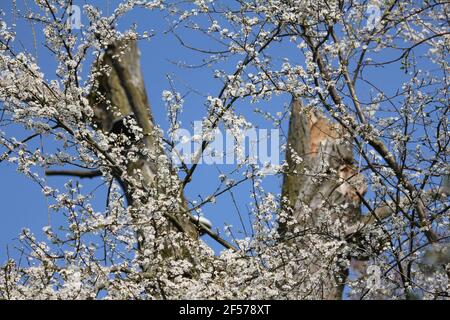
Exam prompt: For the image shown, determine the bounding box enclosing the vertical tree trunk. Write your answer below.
[281,98,367,299]
[88,40,198,258]
[89,41,367,298]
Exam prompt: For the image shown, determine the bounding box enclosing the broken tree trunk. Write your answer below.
[88,39,198,258]
[281,98,367,299]
[87,41,371,297]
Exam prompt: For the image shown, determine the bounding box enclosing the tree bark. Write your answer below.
[88,40,198,257]
[89,42,369,298]
[281,98,367,299]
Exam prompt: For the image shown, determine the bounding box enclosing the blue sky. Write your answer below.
[0,0,289,262]
[0,0,443,265]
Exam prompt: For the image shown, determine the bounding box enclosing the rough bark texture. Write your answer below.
[281,98,367,299]
[88,40,198,251]
[88,42,368,297]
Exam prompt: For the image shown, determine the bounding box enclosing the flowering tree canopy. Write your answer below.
[0,0,448,299]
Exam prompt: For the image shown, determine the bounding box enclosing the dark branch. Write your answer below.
[45,169,102,179]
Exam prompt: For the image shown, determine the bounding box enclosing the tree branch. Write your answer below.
[45,169,102,179]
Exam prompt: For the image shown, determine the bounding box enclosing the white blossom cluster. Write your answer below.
[0,0,448,300]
